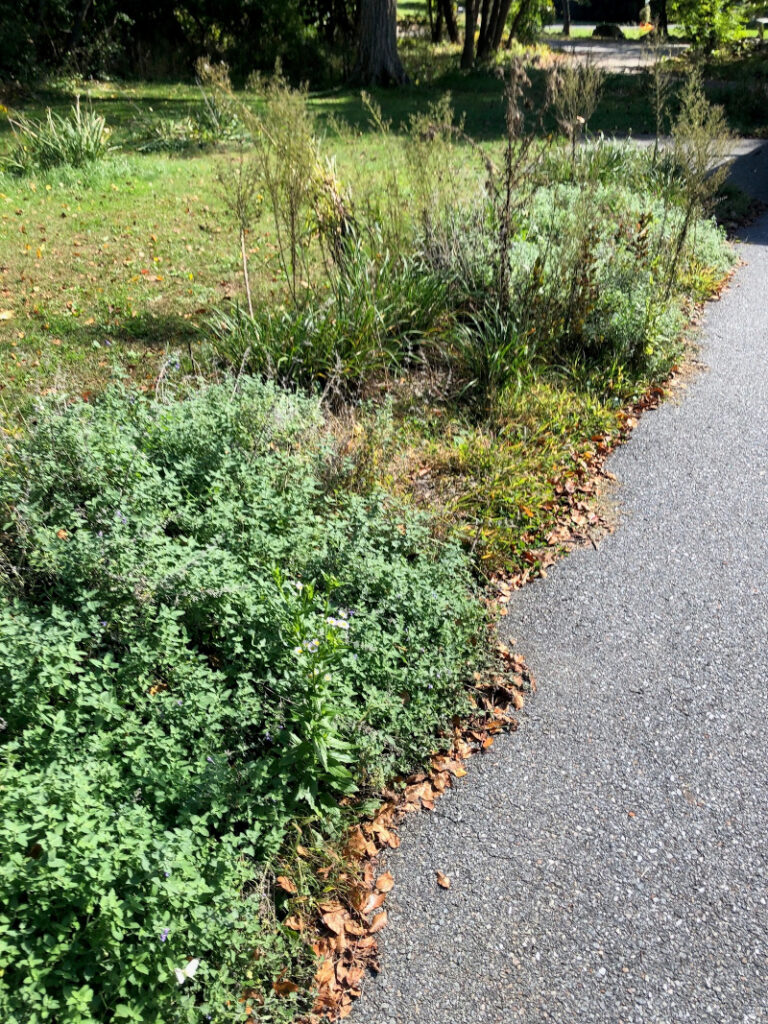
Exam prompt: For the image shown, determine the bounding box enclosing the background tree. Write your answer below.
[668,0,748,51]
[476,0,514,60]
[432,0,460,43]
[461,0,479,68]
[354,0,407,84]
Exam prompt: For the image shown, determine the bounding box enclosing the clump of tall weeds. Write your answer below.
[547,60,605,162]
[663,69,732,298]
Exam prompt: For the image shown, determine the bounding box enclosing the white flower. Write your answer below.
[326,616,350,631]
[174,959,199,985]
[292,646,303,657]
[306,639,319,653]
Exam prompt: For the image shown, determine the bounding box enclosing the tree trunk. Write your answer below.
[563,0,571,37]
[66,0,94,54]
[477,0,513,59]
[490,0,514,50]
[506,0,533,46]
[461,0,479,68]
[475,0,493,59]
[354,0,408,85]
[656,0,668,35]
[438,0,460,43]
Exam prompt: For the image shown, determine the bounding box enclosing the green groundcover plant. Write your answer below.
[0,380,484,1023]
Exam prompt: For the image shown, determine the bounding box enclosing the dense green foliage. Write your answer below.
[669,0,758,50]
[0,380,484,1023]
[1,0,764,86]
[0,0,356,83]
[0,56,739,1022]
[210,107,734,416]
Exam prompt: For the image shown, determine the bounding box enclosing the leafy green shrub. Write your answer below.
[0,380,484,1022]
[671,0,746,51]
[129,114,201,154]
[6,99,110,175]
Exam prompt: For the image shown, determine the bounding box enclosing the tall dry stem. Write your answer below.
[216,146,263,316]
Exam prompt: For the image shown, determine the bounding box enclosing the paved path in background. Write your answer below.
[545,36,687,71]
[352,166,768,1022]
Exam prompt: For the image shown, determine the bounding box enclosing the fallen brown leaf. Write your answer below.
[436,871,451,889]
[273,979,299,997]
[363,891,386,915]
[316,958,335,986]
[375,871,395,893]
[368,911,388,934]
[321,911,347,935]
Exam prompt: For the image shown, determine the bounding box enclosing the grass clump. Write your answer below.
[6,98,111,175]
[0,379,483,1023]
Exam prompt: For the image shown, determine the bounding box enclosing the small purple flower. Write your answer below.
[264,731,272,743]
[206,756,214,764]
[100,620,107,627]
[164,870,171,877]
[104,339,112,347]
[160,927,170,942]
[177,700,183,706]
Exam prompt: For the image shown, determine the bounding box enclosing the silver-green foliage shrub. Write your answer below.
[0,380,483,1023]
[425,155,733,388]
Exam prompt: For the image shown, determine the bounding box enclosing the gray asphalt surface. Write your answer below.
[352,173,768,1021]
[544,36,687,71]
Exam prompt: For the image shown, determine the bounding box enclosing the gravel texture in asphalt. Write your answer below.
[351,206,768,1019]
